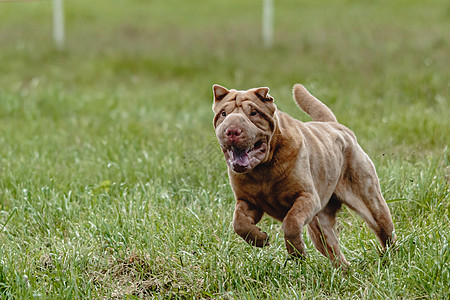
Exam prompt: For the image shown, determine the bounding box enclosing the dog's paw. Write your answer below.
[253,232,270,247]
[287,250,306,260]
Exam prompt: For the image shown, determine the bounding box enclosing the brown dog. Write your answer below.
[212,83,396,268]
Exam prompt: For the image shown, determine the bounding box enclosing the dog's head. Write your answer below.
[212,84,278,173]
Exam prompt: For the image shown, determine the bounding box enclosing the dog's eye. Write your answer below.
[250,111,258,117]
[221,111,226,117]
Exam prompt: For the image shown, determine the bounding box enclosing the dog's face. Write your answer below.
[212,84,277,173]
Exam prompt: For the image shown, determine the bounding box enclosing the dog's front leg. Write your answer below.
[233,199,269,247]
[282,192,320,258]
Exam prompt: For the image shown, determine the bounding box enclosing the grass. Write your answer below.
[0,0,449,298]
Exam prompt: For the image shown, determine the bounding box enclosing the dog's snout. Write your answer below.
[225,127,242,138]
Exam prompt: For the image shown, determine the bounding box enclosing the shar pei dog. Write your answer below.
[212,83,396,268]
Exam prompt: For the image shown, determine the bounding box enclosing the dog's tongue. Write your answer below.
[228,148,250,167]
[234,150,250,166]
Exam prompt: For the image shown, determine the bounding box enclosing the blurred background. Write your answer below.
[0,0,448,185]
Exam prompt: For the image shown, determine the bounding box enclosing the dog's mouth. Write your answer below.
[224,140,267,173]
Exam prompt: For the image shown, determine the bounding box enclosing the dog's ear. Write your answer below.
[213,84,230,101]
[254,87,274,102]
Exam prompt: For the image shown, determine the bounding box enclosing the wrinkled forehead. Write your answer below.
[213,89,273,111]
[234,89,260,106]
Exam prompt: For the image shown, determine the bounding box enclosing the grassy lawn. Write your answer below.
[0,0,449,298]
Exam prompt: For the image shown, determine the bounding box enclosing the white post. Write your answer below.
[262,0,273,48]
[52,0,65,50]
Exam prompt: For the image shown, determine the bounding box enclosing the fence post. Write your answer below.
[52,0,65,50]
[262,0,273,48]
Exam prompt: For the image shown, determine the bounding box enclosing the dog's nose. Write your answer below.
[225,127,242,138]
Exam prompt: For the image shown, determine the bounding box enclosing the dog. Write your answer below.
[212,83,396,268]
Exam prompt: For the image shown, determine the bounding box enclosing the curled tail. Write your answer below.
[292,84,337,122]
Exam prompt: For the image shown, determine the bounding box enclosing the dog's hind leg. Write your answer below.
[336,152,396,250]
[308,194,350,268]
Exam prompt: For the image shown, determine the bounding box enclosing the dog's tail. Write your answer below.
[292,84,337,122]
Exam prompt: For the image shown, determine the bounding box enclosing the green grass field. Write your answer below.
[0,0,449,298]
